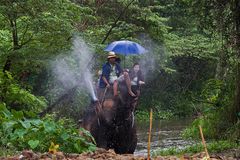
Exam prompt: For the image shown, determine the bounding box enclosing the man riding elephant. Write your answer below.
[98,52,136,100]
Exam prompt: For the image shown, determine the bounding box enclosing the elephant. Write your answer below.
[81,81,138,154]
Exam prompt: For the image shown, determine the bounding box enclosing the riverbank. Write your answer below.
[1,148,239,160]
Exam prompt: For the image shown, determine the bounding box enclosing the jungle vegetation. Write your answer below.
[0,0,239,154]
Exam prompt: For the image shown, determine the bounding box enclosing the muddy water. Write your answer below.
[134,119,194,156]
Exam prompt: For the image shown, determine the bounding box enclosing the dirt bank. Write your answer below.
[1,148,239,160]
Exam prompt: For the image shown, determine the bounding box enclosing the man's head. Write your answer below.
[107,51,117,64]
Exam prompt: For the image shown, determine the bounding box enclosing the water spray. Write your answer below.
[53,36,99,102]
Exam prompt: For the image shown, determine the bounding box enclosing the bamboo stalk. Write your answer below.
[199,125,210,160]
[147,109,153,160]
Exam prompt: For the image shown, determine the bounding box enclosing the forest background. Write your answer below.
[0,0,239,155]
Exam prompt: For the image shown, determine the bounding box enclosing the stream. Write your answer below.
[134,118,194,156]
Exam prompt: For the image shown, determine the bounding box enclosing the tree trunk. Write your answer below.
[215,9,228,81]
[10,19,19,50]
[215,48,228,80]
[3,19,19,72]
[232,0,240,123]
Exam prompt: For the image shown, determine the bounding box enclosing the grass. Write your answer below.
[153,140,240,156]
[0,146,20,157]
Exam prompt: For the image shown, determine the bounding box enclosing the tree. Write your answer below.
[0,0,82,72]
[232,0,240,123]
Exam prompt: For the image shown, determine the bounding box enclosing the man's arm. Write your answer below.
[102,64,110,88]
[102,76,110,88]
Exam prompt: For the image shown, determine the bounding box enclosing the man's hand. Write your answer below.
[106,83,111,88]
[102,76,110,88]
[139,81,145,85]
[96,102,102,113]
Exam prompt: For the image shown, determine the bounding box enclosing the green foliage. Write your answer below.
[200,79,223,105]
[181,115,214,139]
[226,121,240,142]
[182,78,237,140]
[153,140,239,156]
[0,104,96,153]
[154,147,179,156]
[181,109,225,140]
[136,110,174,121]
[0,29,11,54]
[165,33,220,58]
[0,0,82,50]
[0,146,19,157]
[0,71,47,113]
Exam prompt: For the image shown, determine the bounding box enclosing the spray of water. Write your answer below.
[137,34,166,80]
[52,36,98,101]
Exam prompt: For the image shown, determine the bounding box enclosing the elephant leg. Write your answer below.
[91,124,109,149]
[112,124,137,154]
[126,125,137,154]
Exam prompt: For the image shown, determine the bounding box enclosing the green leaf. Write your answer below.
[19,120,31,129]
[44,121,56,133]
[61,132,69,140]
[10,128,27,140]
[88,145,96,152]
[0,103,7,111]
[24,111,37,118]
[74,143,83,153]
[11,109,24,120]
[28,140,39,149]
[2,121,17,132]
[31,128,39,132]
[30,119,42,126]
[0,106,12,119]
[14,128,27,138]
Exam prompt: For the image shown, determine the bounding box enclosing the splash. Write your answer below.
[84,70,98,101]
[52,36,98,101]
[137,34,166,80]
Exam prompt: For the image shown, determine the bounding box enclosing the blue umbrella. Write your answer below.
[104,40,147,55]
